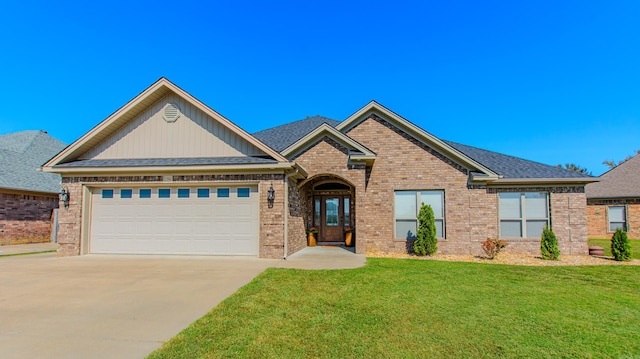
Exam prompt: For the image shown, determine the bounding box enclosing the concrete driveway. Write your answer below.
[0,247,364,359]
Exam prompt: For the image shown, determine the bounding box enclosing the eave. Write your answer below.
[45,162,299,176]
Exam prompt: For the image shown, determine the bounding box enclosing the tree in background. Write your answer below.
[603,150,640,169]
[557,163,591,175]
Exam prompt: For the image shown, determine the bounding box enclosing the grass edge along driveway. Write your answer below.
[149,258,640,358]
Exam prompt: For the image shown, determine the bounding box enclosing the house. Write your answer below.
[42,78,595,257]
[586,154,640,239]
[1,130,67,245]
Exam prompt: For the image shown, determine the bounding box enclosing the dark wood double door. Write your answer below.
[314,195,351,243]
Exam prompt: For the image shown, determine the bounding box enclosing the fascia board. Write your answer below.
[44,162,296,175]
[486,177,599,185]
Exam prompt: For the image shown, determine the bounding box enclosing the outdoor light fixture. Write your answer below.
[267,184,275,208]
[59,186,70,209]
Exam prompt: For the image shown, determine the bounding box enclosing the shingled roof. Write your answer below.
[586,154,640,199]
[253,116,592,180]
[253,116,340,152]
[0,130,67,194]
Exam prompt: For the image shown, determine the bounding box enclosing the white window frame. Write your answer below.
[607,206,626,232]
[394,190,445,240]
[499,192,549,238]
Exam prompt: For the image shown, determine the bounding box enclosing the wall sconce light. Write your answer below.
[267,184,275,208]
[59,186,70,209]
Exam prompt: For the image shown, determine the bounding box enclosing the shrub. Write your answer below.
[540,225,560,260]
[414,204,437,256]
[481,238,507,259]
[611,228,632,262]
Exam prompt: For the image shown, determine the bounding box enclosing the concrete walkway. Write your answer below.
[0,242,58,255]
[0,245,364,359]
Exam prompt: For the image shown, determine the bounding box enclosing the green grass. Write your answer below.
[0,250,56,258]
[589,238,640,259]
[148,259,640,358]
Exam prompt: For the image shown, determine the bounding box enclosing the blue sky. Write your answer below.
[1,1,639,175]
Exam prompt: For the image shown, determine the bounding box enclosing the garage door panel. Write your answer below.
[90,186,258,255]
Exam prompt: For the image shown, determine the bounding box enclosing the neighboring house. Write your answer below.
[586,154,640,239]
[0,130,67,245]
[42,78,595,257]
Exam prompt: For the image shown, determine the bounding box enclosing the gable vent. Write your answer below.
[162,103,181,123]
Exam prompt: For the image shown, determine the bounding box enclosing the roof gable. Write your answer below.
[43,78,287,171]
[0,130,66,193]
[587,154,640,198]
[281,124,376,164]
[336,101,499,179]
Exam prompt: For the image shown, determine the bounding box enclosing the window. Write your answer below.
[139,189,151,198]
[158,188,171,198]
[178,188,190,198]
[237,188,250,198]
[217,188,230,198]
[499,192,549,238]
[101,189,114,199]
[395,190,445,239]
[120,189,132,199]
[197,188,210,198]
[344,197,350,227]
[608,206,626,232]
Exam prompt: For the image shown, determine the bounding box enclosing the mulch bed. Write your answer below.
[366,252,640,266]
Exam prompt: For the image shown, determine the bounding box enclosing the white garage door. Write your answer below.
[90,186,259,255]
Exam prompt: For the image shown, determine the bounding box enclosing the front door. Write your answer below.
[318,195,350,242]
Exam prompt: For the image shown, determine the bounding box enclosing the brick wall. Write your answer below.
[57,174,286,258]
[587,198,640,239]
[0,191,58,245]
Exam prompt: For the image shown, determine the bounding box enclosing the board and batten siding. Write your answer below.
[81,93,267,160]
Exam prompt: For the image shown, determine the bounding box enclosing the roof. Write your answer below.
[0,130,67,194]
[56,156,278,168]
[253,116,340,152]
[254,111,592,181]
[586,154,640,198]
[444,141,594,179]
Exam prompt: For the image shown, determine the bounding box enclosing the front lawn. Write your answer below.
[148,259,640,358]
[589,238,640,259]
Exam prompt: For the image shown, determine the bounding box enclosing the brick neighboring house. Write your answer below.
[42,78,596,257]
[586,154,640,239]
[0,130,67,245]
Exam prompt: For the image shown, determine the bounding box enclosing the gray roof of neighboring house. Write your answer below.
[586,154,640,198]
[253,116,593,180]
[253,116,340,152]
[0,130,67,194]
[55,156,278,168]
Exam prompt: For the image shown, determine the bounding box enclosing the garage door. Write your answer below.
[89,186,259,255]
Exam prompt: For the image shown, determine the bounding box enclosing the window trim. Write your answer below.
[607,205,627,233]
[498,192,550,239]
[394,190,446,240]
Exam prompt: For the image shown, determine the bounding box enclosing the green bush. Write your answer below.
[611,228,632,262]
[414,204,437,256]
[540,225,560,260]
[481,238,507,259]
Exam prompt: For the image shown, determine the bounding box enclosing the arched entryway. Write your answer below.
[302,176,355,245]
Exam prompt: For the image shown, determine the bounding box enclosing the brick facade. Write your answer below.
[288,115,589,256]
[587,198,640,239]
[57,174,287,258]
[0,191,58,245]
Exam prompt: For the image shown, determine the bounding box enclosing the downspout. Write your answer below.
[283,168,299,260]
